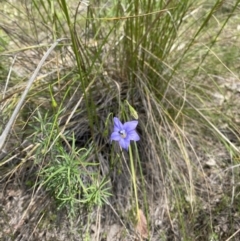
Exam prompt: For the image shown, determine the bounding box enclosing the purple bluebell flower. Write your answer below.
[110,117,140,150]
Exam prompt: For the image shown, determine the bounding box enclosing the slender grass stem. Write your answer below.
[129,144,140,221]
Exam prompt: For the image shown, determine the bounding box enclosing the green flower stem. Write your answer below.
[129,144,139,221]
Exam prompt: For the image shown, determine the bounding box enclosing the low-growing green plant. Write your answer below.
[32,111,111,215]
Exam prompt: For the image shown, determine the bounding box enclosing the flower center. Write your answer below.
[119,130,127,138]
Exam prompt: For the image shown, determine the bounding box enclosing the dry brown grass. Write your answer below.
[1,1,240,241]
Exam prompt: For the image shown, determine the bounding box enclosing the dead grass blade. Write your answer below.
[0,38,66,151]
[135,209,148,240]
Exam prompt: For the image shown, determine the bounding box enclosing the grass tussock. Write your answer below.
[1,0,240,240]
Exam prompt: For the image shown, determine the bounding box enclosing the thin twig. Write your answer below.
[3,55,17,99]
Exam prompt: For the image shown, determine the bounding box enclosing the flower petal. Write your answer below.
[113,117,123,132]
[126,130,140,141]
[110,131,121,141]
[119,138,130,150]
[123,120,138,133]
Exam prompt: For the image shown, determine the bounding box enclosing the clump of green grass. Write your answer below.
[1,0,240,240]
